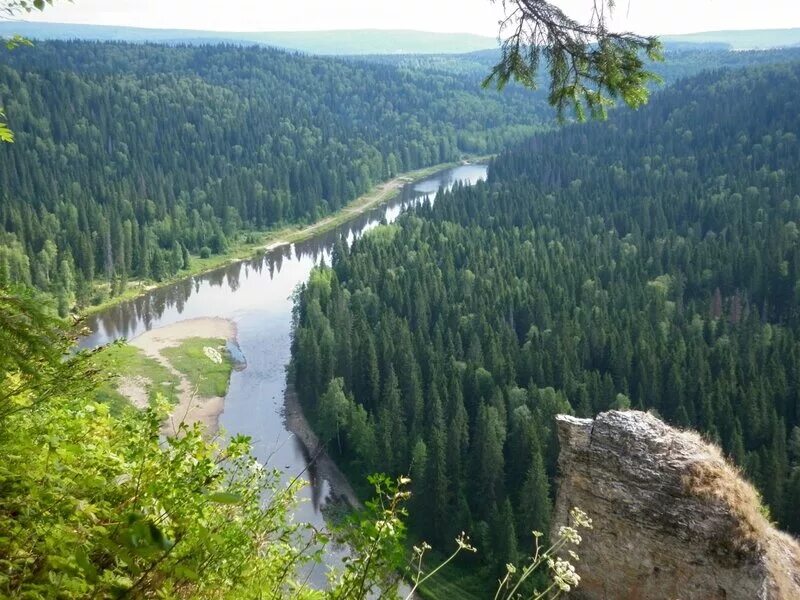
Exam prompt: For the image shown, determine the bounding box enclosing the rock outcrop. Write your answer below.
[552,411,800,599]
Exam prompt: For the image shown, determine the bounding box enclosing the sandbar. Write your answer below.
[127,317,238,435]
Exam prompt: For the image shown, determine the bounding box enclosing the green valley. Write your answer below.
[3,0,800,597]
[0,41,544,315]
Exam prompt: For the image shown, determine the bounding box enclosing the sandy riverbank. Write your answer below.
[260,175,412,254]
[283,383,361,512]
[126,317,238,435]
[83,159,489,319]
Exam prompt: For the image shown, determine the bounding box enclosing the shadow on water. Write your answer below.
[292,435,331,514]
[225,340,247,371]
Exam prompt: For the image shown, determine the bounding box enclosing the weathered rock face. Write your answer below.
[552,411,800,600]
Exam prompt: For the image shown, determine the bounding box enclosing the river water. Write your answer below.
[79,163,487,581]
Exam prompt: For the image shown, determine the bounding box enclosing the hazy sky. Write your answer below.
[20,0,800,36]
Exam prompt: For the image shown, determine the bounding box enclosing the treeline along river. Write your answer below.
[78,164,488,582]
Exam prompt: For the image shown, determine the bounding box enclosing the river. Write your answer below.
[79,163,487,583]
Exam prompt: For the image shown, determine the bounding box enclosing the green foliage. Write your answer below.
[1,392,347,597]
[0,394,320,598]
[327,474,410,598]
[3,34,32,51]
[0,0,50,142]
[0,284,99,421]
[0,284,67,375]
[0,286,320,598]
[1,0,54,15]
[3,39,797,310]
[316,378,377,473]
[365,47,800,92]
[317,378,352,453]
[485,0,663,121]
[0,110,13,142]
[407,507,592,600]
[493,508,593,599]
[413,556,488,600]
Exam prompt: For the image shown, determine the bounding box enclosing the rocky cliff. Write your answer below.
[552,411,800,599]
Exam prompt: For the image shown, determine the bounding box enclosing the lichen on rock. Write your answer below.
[552,410,800,599]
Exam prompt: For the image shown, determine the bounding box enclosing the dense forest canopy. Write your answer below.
[291,59,800,587]
[0,40,550,313]
[366,46,800,91]
[2,40,798,316]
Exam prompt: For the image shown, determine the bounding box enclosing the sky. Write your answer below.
[18,0,800,36]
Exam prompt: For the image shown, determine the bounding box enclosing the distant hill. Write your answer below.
[5,22,799,54]
[662,28,800,50]
[0,21,497,54]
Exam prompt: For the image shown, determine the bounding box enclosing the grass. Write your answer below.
[160,337,233,397]
[409,547,491,600]
[681,426,770,553]
[80,156,492,316]
[92,344,181,413]
[92,337,235,416]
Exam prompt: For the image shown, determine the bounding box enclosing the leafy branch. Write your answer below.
[486,0,663,121]
[1,0,56,17]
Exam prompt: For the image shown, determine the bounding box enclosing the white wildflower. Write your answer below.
[548,556,580,592]
[455,532,477,553]
[557,525,582,545]
[568,549,580,561]
[570,507,593,529]
[375,519,394,534]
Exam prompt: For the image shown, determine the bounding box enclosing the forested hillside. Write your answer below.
[292,61,800,586]
[368,46,800,81]
[0,23,497,55]
[661,27,800,50]
[0,41,548,313]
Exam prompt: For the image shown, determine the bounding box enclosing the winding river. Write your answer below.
[79,163,487,581]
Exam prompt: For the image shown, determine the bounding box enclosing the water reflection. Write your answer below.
[81,164,486,349]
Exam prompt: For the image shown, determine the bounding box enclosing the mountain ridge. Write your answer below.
[0,22,498,54]
[3,22,800,54]
[663,27,800,50]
